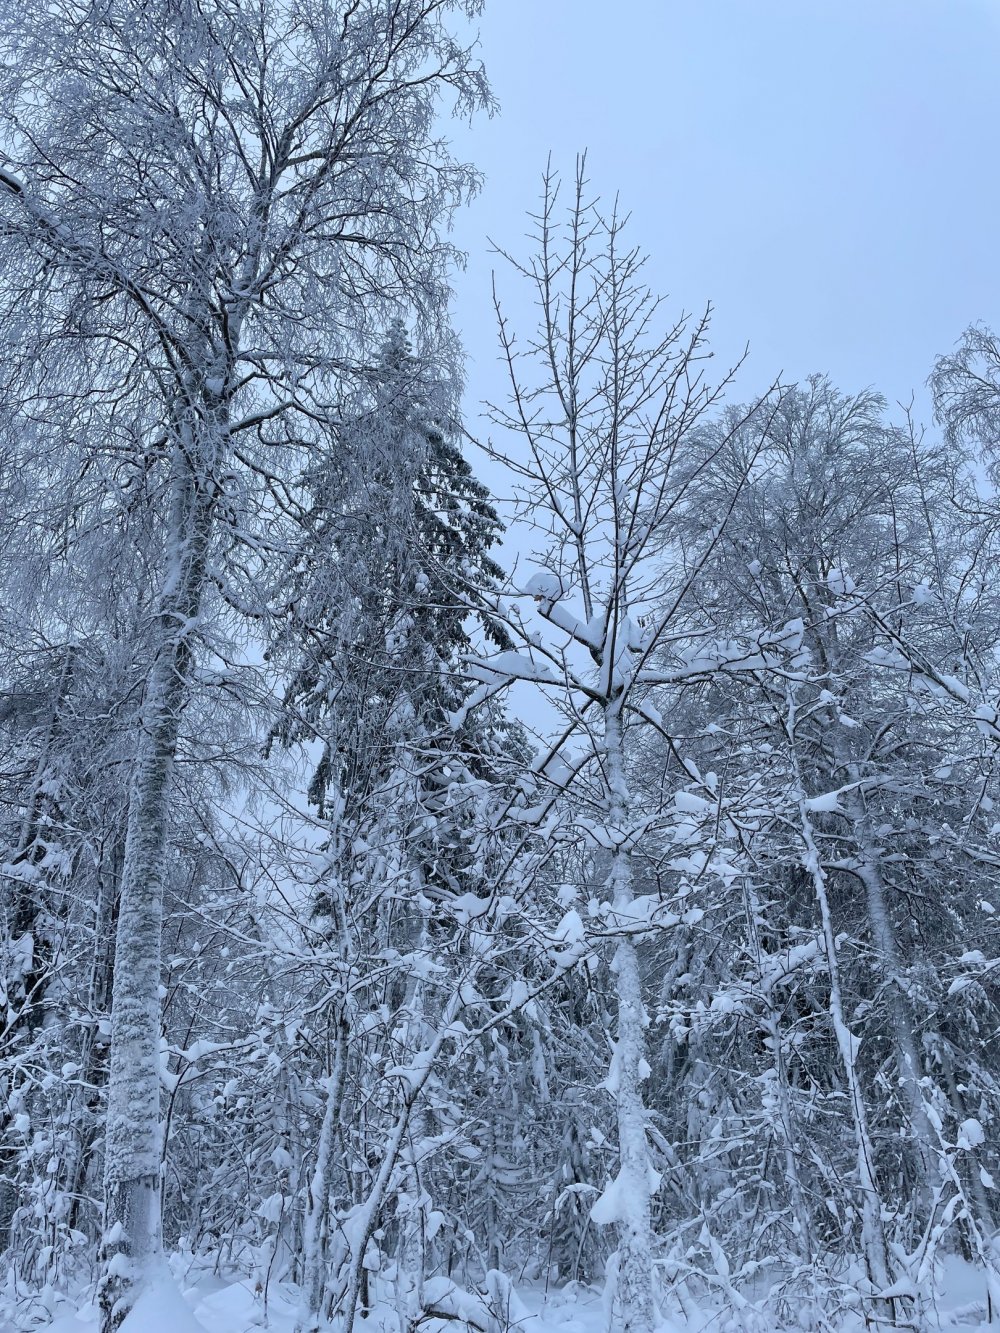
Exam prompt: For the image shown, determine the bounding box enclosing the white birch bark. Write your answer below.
[597,707,656,1333]
[100,420,223,1329]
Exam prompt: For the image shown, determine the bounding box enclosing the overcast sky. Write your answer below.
[449,0,1000,428]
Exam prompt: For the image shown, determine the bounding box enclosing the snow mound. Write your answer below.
[120,1271,207,1333]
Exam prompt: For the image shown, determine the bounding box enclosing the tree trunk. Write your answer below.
[99,447,218,1330]
[99,647,182,1326]
[595,707,656,1333]
[298,1012,348,1333]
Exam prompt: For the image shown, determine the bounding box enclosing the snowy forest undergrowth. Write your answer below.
[2,2,1000,1331]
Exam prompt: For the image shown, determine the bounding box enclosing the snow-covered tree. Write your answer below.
[0,0,492,1323]
[466,158,784,1333]
[636,376,1000,1323]
[265,317,540,1331]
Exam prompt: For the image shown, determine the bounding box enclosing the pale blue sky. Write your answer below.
[450,1,1000,418]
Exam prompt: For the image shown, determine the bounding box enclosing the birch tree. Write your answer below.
[0,0,491,1324]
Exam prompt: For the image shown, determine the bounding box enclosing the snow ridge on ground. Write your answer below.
[8,1251,1000,1333]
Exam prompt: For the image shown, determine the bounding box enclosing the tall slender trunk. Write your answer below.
[98,635,184,1325]
[98,433,220,1330]
[298,1012,349,1333]
[595,706,656,1333]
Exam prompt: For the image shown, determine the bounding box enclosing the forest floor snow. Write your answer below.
[7,1253,1000,1333]
[9,1267,610,1333]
